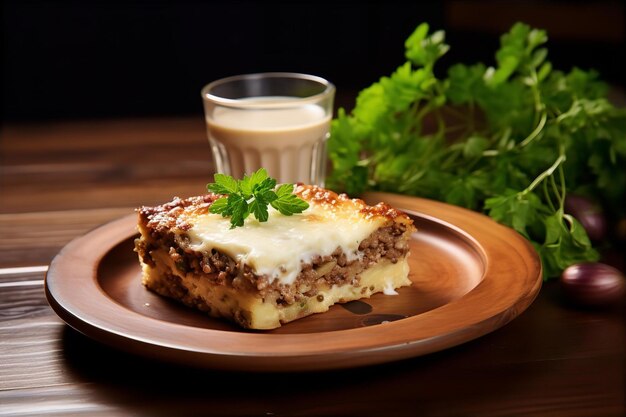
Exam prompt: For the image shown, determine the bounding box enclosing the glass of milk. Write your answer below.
[201,73,335,186]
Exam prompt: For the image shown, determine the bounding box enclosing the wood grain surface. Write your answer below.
[1,118,624,416]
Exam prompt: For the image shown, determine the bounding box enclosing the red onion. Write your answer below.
[560,262,625,307]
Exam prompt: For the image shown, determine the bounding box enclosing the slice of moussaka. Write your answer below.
[134,184,416,330]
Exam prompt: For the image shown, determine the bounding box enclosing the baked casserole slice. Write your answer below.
[134,184,415,329]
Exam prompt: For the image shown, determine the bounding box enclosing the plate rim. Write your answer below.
[45,192,542,371]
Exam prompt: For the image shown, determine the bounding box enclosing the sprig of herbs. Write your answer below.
[207,168,309,228]
[327,22,626,279]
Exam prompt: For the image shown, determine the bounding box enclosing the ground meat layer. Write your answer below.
[135,221,411,307]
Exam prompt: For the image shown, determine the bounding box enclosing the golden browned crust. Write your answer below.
[294,184,414,224]
[137,184,414,235]
[137,194,221,233]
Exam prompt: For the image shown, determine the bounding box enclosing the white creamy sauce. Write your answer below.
[383,281,399,295]
[186,204,382,285]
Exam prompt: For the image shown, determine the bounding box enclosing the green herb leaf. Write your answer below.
[405,23,450,68]
[227,193,249,228]
[206,170,308,228]
[249,198,269,223]
[271,193,309,216]
[208,173,239,195]
[275,183,294,197]
[208,197,229,215]
[328,21,624,279]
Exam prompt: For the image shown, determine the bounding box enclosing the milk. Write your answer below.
[205,97,331,185]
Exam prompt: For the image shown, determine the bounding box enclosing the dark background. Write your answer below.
[2,0,624,122]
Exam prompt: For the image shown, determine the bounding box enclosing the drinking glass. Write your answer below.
[201,73,335,186]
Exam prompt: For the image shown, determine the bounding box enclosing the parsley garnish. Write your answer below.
[327,22,626,279]
[207,168,309,228]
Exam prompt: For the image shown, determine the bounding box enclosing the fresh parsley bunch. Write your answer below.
[328,22,626,279]
[207,168,309,228]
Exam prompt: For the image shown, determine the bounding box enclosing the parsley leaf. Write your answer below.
[328,21,625,279]
[275,183,295,198]
[207,168,309,228]
[208,197,229,215]
[227,193,249,228]
[271,193,310,216]
[207,173,239,195]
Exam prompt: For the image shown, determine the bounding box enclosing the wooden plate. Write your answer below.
[45,192,542,372]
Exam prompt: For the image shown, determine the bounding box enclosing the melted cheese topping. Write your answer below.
[185,203,385,285]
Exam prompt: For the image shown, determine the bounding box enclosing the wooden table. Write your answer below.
[1,117,624,416]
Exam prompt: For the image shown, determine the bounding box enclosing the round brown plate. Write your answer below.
[45,192,542,372]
